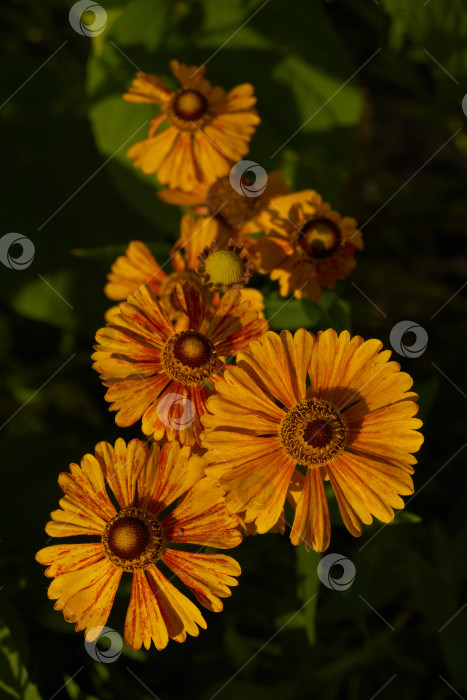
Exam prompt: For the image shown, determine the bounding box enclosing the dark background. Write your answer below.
[1,1,466,698]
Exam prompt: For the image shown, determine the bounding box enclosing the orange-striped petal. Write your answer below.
[162,478,242,549]
[124,570,169,650]
[163,550,241,612]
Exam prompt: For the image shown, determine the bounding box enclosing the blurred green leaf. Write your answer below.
[64,676,100,700]
[0,609,42,700]
[392,510,422,525]
[265,293,323,331]
[108,0,171,50]
[11,272,75,329]
[295,544,320,646]
[382,0,467,79]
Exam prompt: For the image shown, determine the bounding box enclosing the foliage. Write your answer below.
[1,0,466,698]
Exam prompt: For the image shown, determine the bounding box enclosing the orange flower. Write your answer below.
[124,61,260,191]
[255,191,364,302]
[158,170,289,245]
[104,215,265,326]
[93,283,268,446]
[36,439,242,650]
[201,329,424,551]
[104,214,218,327]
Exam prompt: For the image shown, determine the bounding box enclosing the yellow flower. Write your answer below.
[201,329,423,551]
[93,283,268,446]
[124,61,260,191]
[255,191,364,301]
[36,438,242,650]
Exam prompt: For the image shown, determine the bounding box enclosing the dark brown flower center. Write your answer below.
[107,516,149,560]
[173,331,212,368]
[279,398,348,468]
[173,89,207,121]
[102,507,165,571]
[303,419,334,448]
[298,217,342,261]
[161,331,217,386]
[206,177,262,231]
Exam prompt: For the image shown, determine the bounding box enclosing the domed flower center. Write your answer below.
[107,516,149,559]
[162,331,217,386]
[102,507,165,571]
[204,250,246,287]
[173,331,212,368]
[279,398,348,468]
[206,177,262,230]
[303,419,334,448]
[173,89,207,121]
[298,217,342,261]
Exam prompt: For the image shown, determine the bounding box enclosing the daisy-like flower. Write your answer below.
[158,170,289,244]
[92,283,268,446]
[201,329,424,552]
[35,438,242,650]
[196,239,254,292]
[255,191,364,302]
[104,215,218,327]
[104,215,265,326]
[124,61,260,191]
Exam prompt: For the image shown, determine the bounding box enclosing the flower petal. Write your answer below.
[124,570,169,651]
[137,441,206,516]
[36,543,105,578]
[95,438,147,509]
[147,566,207,643]
[47,558,122,639]
[162,478,242,549]
[163,550,241,612]
[290,469,331,552]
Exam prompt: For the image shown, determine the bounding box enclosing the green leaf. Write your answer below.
[295,544,320,646]
[0,609,42,700]
[63,676,100,700]
[391,510,422,525]
[382,0,467,81]
[265,293,323,331]
[86,48,180,233]
[320,294,352,333]
[264,289,351,333]
[11,272,75,329]
[108,0,171,50]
